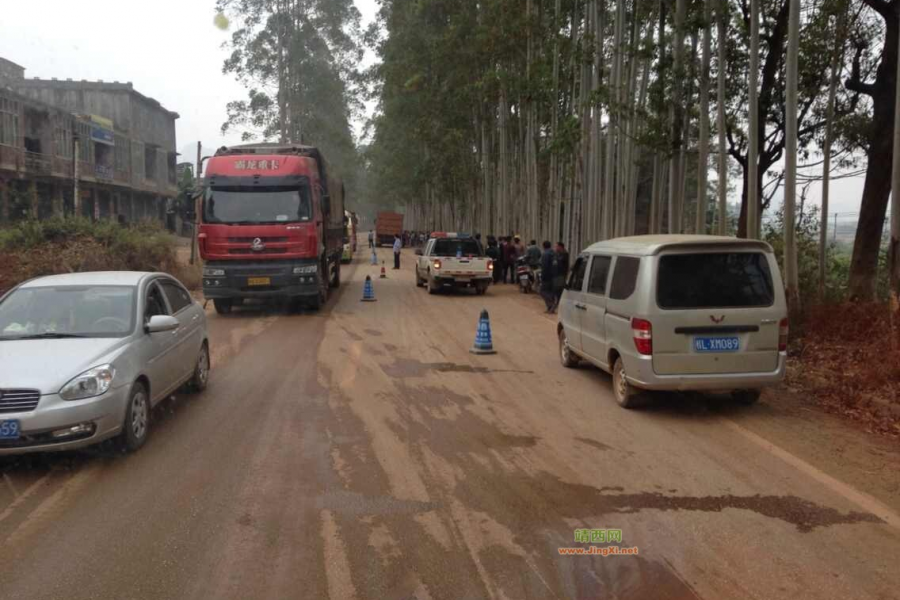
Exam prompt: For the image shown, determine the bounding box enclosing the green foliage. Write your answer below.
[762,206,887,304]
[0,217,178,273]
[217,0,364,198]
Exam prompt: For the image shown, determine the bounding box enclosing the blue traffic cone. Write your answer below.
[370,249,378,265]
[361,275,377,302]
[470,309,497,354]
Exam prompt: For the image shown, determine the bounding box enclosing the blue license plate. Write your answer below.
[0,420,20,439]
[694,336,740,353]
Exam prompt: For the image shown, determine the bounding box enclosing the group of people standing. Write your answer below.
[484,236,570,313]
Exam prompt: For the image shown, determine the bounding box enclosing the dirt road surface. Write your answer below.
[1,246,899,600]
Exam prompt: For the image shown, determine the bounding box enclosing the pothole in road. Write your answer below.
[384,357,534,378]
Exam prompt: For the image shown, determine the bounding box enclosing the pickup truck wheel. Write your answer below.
[426,275,437,295]
[213,299,233,315]
[415,267,424,288]
[612,357,647,409]
[476,284,488,295]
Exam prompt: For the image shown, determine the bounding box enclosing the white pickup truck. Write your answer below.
[415,234,493,295]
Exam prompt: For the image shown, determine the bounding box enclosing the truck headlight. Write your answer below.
[59,365,116,401]
[293,265,318,274]
[203,267,225,277]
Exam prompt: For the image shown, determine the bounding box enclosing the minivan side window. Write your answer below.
[568,256,588,291]
[609,256,640,300]
[587,255,612,296]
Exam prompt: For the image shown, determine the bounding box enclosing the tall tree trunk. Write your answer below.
[784,0,800,315]
[747,0,761,239]
[716,0,728,235]
[668,0,687,233]
[891,4,900,313]
[846,2,899,301]
[696,0,712,235]
[819,7,847,299]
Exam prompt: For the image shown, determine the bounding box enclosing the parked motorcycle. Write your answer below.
[516,256,541,294]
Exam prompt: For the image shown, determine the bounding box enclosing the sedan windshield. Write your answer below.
[204,186,312,224]
[0,286,136,339]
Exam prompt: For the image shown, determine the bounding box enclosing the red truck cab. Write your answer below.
[199,144,345,313]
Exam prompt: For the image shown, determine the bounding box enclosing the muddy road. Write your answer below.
[1,247,899,600]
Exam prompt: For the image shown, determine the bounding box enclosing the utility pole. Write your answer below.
[73,136,81,216]
[746,0,760,239]
[784,0,801,315]
[190,142,201,266]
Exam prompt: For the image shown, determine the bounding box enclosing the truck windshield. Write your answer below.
[204,186,312,224]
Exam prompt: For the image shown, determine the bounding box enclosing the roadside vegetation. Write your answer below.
[0,217,200,295]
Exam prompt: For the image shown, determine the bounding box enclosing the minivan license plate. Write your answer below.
[0,420,20,440]
[694,336,740,353]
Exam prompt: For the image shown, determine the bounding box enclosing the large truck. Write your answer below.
[198,144,346,313]
[375,211,404,246]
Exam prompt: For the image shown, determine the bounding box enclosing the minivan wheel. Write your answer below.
[612,357,645,409]
[117,382,150,452]
[732,389,762,405]
[559,328,579,368]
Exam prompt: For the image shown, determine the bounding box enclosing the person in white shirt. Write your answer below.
[392,234,402,269]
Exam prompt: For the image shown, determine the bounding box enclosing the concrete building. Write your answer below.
[0,56,179,224]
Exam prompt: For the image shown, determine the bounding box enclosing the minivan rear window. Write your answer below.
[657,252,775,309]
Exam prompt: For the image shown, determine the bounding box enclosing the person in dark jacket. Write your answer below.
[540,241,557,313]
[495,237,507,283]
[504,237,519,284]
[553,241,570,310]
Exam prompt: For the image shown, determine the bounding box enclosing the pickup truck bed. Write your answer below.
[415,237,493,295]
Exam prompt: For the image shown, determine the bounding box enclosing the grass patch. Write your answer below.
[0,217,187,294]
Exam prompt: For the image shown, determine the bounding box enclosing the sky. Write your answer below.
[0,0,868,219]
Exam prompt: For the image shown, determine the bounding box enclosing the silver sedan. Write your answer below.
[0,271,210,455]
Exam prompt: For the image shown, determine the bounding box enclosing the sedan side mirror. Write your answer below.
[415,248,423,256]
[146,315,179,333]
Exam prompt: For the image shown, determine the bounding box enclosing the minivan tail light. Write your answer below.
[632,318,652,355]
[779,317,789,352]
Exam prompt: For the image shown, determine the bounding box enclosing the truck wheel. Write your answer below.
[415,267,424,288]
[426,275,437,295]
[330,262,341,288]
[476,284,487,295]
[213,299,233,315]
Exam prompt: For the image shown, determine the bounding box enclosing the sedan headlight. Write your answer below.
[293,265,318,275]
[203,267,225,277]
[59,365,116,401]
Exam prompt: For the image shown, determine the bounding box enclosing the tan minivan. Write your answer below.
[557,235,788,408]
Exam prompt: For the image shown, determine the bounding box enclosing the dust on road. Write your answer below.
[0,245,899,600]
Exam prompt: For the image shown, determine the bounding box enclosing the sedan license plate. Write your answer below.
[247,277,271,286]
[0,420,20,440]
[694,336,740,353]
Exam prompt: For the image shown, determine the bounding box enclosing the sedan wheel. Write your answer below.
[189,342,210,392]
[117,382,150,452]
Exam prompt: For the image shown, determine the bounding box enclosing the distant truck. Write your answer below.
[375,211,404,246]
[415,233,494,295]
[198,144,346,313]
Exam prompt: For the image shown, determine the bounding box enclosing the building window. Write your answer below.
[132,141,144,181]
[54,115,73,159]
[0,95,20,147]
[114,134,129,173]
